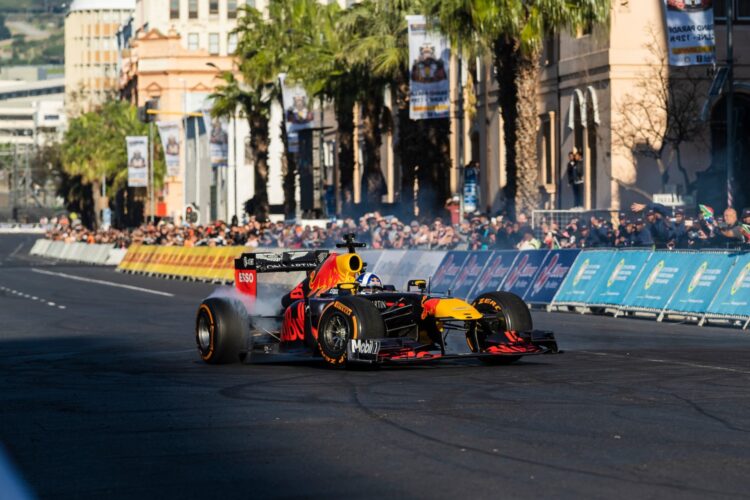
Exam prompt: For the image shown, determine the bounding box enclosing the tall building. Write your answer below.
[65,0,136,112]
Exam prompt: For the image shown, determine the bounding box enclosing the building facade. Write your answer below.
[472,1,750,215]
[65,0,136,113]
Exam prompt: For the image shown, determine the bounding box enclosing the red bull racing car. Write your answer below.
[195,235,559,366]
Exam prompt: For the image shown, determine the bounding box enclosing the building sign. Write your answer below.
[126,136,148,188]
[407,15,450,120]
[664,0,715,66]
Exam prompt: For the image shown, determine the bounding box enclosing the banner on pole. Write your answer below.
[663,0,715,66]
[279,73,315,154]
[156,121,181,177]
[406,15,450,120]
[126,136,148,187]
[200,101,229,168]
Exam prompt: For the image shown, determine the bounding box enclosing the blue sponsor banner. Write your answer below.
[500,250,548,297]
[467,251,519,301]
[524,249,580,304]
[451,251,493,299]
[430,251,469,294]
[552,250,619,305]
[620,251,693,311]
[588,250,651,306]
[706,252,750,318]
[665,253,735,314]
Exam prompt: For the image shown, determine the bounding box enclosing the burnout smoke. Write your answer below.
[207,285,284,318]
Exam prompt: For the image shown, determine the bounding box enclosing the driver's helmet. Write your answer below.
[356,272,383,292]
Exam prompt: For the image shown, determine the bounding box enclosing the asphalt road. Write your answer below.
[2,235,750,499]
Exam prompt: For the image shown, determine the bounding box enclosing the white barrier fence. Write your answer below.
[0,223,47,234]
[29,239,127,266]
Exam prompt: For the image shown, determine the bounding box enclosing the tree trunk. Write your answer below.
[248,109,270,220]
[361,97,384,211]
[494,38,520,218]
[335,101,355,215]
[514,50,542,215]
[91,179,102,228]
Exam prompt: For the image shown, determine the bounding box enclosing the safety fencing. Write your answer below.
[29,239,127,266]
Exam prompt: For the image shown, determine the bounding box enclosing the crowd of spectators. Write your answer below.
[43,202,750,251]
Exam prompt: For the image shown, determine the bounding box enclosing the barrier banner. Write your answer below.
[705,253,750,318]
[430,251,469,294]
[500,250,548,297]
[552,250,618,305]
[370,250,407,290]
[620,251,693,311]
[467,251,519,300]
[389,251,426,291]
[665,253,734,314]
[524,249,580,304]
[587,250,651,306]
[451,251,493,299]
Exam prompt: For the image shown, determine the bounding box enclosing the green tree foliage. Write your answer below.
[61,100,164,227]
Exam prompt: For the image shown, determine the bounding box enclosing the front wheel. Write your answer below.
[317,296,384,366]
[470,291,533,365]
[196,297,251,364]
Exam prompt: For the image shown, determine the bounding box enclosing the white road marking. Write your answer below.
[47,302,55,306]
[58,305,66,310]
[30,268,175,297]
[583,351,750,375]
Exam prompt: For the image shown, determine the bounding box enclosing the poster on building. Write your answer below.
[407,15,450,120]
[279,73,316,154]
[201,103,229,168]
[126,136,148,188]
[663,0,715,66]
[157,121,181,177]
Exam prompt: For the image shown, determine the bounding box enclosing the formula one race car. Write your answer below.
[195,235,559,366]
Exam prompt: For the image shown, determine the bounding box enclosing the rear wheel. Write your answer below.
[470,291,532,365]
[317,296,384,366]
[196,297,251,364]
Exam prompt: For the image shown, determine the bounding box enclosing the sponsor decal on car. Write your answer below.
[334,302,353,315]
[347,339,381,362]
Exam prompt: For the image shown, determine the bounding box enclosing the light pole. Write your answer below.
[726,0,735,208]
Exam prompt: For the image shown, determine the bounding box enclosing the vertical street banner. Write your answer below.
[663,0,715,66]
[201,102,229,168]
[126,136,148,188]
[407,15,450,120]
[279,73,316,154]
[156,121,181,177]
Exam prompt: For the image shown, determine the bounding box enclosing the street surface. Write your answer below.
[1,235,750,499]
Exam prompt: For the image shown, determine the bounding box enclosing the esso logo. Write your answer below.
[238,272,255,283]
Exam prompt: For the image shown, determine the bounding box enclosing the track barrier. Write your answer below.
[30,239,750,329]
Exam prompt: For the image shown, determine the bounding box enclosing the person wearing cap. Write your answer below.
[742,208,750,226]
[669,208,689,248]
[630,217,654,247]
[632,201,671,247]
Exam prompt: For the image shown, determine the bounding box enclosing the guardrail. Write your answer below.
[29,239,127,266]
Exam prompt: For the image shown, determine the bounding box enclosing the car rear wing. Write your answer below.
[234,250,330,298]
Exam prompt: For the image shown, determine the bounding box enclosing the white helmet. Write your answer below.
[356,272,383,290]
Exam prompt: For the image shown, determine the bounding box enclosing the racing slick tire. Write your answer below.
[195,297,251,364]
[317,296,385,366]
[471,291,532,365]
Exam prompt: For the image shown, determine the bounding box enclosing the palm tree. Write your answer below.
[429,0,609,215]
[62,100,161,227]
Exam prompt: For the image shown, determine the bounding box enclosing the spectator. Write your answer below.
[566,150,584,208]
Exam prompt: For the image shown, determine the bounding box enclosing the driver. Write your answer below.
[356,273,383,294]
